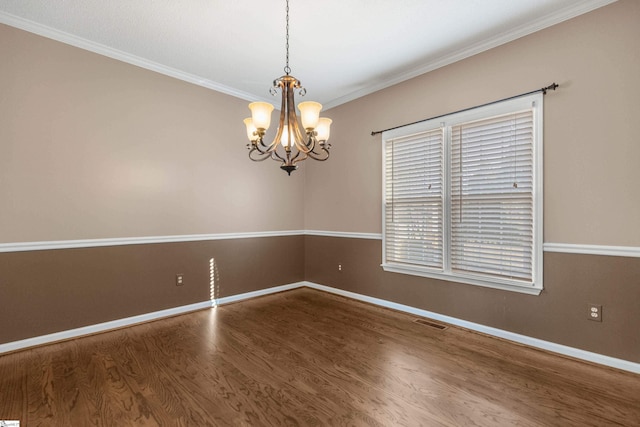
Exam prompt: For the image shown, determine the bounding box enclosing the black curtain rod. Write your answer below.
[370,83,559,136]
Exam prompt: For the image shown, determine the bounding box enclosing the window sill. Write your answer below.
[381,263,542,296]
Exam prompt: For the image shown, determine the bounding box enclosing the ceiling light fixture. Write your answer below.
[243,0,332,175]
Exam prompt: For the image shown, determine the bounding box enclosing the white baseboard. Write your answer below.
[3,281,638,375]
[214,282,306,306]
[0,283,305,355]
[0,300,212,354]
[301,282,640,374]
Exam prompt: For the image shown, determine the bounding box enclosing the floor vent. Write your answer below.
[413,318,447,330]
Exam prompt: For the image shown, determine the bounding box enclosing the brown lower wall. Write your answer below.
[3,233,638,364]
[304,235,640,363]
[0,235,304,344]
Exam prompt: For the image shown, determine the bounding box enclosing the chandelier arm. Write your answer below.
[271,149,288,163]
[280,78,297,165]
[303,133,316,150]
[297,135,322,160]
[292,151,311,165]
[286,82,313,155]
[305,142,330,161]
[292,123,311,154]
[306,149,330,161]
[288,92,313,155]
[248,146,274,162]
[269,141,288,165]
[250,135,277,156]
[249,133,288,165]
[267,127,286,153]
[249,140,268,155]
[290,149,303,163]
[256,138,273,153]
[257,79,288,157]
[290,135,310,163]
[267,79,288,152]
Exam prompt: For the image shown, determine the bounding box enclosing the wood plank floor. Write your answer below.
[0,288,638,426]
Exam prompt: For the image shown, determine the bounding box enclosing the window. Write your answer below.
[382,93,543,294]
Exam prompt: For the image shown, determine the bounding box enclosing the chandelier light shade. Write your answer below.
[243,0,332,175]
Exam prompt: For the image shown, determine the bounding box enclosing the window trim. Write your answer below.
[382,93,543,295]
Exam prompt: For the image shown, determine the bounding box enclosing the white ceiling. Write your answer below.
[0,0,616,109]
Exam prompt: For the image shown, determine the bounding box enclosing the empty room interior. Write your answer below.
[1,0,639,425]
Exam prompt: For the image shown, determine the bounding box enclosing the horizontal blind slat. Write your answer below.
[385,105,537,285]
[450,109,534,280]
[385,128,444,270]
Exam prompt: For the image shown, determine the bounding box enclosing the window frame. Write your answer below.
[382,93,543,295]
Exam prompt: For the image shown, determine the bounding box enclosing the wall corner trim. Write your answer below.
[0,301,212,355]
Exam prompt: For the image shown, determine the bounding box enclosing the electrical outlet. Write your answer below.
[176,274,184,286]
[588,304,602,322]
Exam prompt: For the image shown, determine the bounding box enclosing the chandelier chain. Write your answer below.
[284,0,290,75]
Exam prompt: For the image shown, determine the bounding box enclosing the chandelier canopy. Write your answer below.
[243,0,332,175]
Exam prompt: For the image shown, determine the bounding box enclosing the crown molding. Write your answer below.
[1,1,617,110]
[323,0,618,109]
[0,11,271,103]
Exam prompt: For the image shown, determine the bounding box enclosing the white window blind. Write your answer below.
[451,111,534,283]
[382,93,543,294]
[385,129,443,269]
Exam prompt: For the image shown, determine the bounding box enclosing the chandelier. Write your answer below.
[243,0,332,175]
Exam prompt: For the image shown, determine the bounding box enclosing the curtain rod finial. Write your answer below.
[543,83,559,95]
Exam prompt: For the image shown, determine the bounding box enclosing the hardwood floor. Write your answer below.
[1,288,638,426]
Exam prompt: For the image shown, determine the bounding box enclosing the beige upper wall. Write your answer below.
[0,24,304,243]
[305,0,640,247]
[3,1,638,246]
